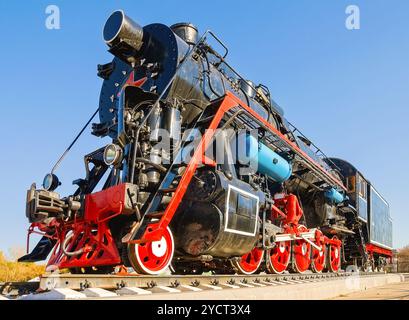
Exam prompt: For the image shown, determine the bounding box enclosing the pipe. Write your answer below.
[134,157,167,173]
[61,233,84,257]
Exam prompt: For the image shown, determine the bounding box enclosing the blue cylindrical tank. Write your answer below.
[324,188,345,204]
[245,135,292,183]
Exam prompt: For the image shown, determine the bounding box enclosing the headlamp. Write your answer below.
[43,173,60,191]
[103,144,123,166]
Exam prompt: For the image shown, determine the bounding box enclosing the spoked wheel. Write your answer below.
[127,226,174,275]
[328,236,341,273]
[266,241,291,274]
[292,225,311,273]
[311,230,326,273]
[231,247,264,275]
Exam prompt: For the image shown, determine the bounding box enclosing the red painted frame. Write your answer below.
[45,184,129,269]
[27,92,347,270]
[136,91,346,244]
[366,243,393,257]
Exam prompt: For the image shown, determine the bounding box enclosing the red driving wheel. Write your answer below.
[311,229,326,273]
[232,247,264,275]
[292,225,311,273]
[328,236,341,272]
[128,226,174,275]
[266,241,291,274]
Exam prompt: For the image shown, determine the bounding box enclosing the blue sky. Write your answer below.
[0,0,408,255]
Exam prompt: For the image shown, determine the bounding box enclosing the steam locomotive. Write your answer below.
[19,10,393,275]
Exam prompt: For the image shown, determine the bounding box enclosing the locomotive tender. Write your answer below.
[20,10,393,275]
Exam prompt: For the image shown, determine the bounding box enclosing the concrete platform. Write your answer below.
[101,274,404,300]
[333,280,409,300]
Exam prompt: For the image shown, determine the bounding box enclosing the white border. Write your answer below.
[104,10,125,44]
[358,195,367,203]
[224,185,259,237]
[357,216,367,223]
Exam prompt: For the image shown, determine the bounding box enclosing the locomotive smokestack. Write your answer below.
[103,10,145,63]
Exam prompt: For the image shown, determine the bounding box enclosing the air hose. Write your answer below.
[61,232,85,257]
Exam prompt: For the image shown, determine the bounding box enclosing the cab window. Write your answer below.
[346,176,356,193]
[358,176,367,200]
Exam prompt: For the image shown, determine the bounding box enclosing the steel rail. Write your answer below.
[0,272,389,299]
[38,271,382,291]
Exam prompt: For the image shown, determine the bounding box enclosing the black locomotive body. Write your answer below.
[20,10,393,275]
[330,158,393,271]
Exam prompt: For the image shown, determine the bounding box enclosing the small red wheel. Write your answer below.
[292,225,311,273]
[231,247,264,275]
[128,226,174,275]
[311,230,326,273]
[328,236,341,272]
[266,241,291,274]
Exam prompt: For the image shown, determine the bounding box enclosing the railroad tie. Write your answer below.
[179,285,203,292]
[237,282,255,288]
[285,279,304,284]
[250,282,266,287]
[221,283,240,289]
[116,287,152,295]
[259,280,279,286]
[83,288,118,298]
[149,285,181,293]
[199,284,223,290]
[19,288,87,300]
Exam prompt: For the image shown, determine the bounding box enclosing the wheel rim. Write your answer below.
[293,225,311,273]
[232,247,264,275]
[329,236,341,272]
[129,226,174,275]
[311,230,326,273]
[267,241,291,274]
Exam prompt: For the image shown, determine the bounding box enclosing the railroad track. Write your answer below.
[0,271,388,300]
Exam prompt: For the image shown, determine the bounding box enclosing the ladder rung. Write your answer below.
[171,163,188,169]
[197,116,214,124]
[158,187,177,193]
[145,211,164,219]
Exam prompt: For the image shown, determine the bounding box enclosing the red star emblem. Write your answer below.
[117,71,148,97]
[126,71,147,87]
